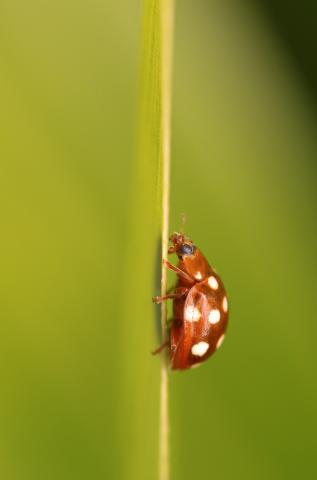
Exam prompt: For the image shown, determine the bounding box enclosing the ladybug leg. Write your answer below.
[152,287,188,304]
[152,317,174,355]
[151,340,169,355]
[162,259,194,283]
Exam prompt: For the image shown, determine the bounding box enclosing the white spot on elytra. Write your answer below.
[208,276,219,290]
[195,271,202,280]
[222,296,228,313]
[184,306,201,322]
[208,308,221,324]
[216,334,225,350]
[191,341,209,357]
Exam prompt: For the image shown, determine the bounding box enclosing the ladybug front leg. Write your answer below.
[162,259,194,283]
[152,287,188,304]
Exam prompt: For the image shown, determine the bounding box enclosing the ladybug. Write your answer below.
[153,232,228,370]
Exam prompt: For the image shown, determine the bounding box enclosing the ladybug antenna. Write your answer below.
[180,212,186,235]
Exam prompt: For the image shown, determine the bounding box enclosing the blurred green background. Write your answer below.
[1,1,317,479]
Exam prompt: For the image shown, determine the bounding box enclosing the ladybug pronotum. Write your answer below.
[153,232,229,370]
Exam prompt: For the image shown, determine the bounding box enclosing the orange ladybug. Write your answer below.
[153,232,229,370]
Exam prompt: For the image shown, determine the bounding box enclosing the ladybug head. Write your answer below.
[169,232,196,258]
[169,231,212,281]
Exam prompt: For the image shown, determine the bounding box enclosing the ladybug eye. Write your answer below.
[180,243,195,256]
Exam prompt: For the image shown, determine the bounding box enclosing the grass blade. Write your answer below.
[159,2,175,480]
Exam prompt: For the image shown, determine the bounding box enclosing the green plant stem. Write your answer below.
[159,1,174,480]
